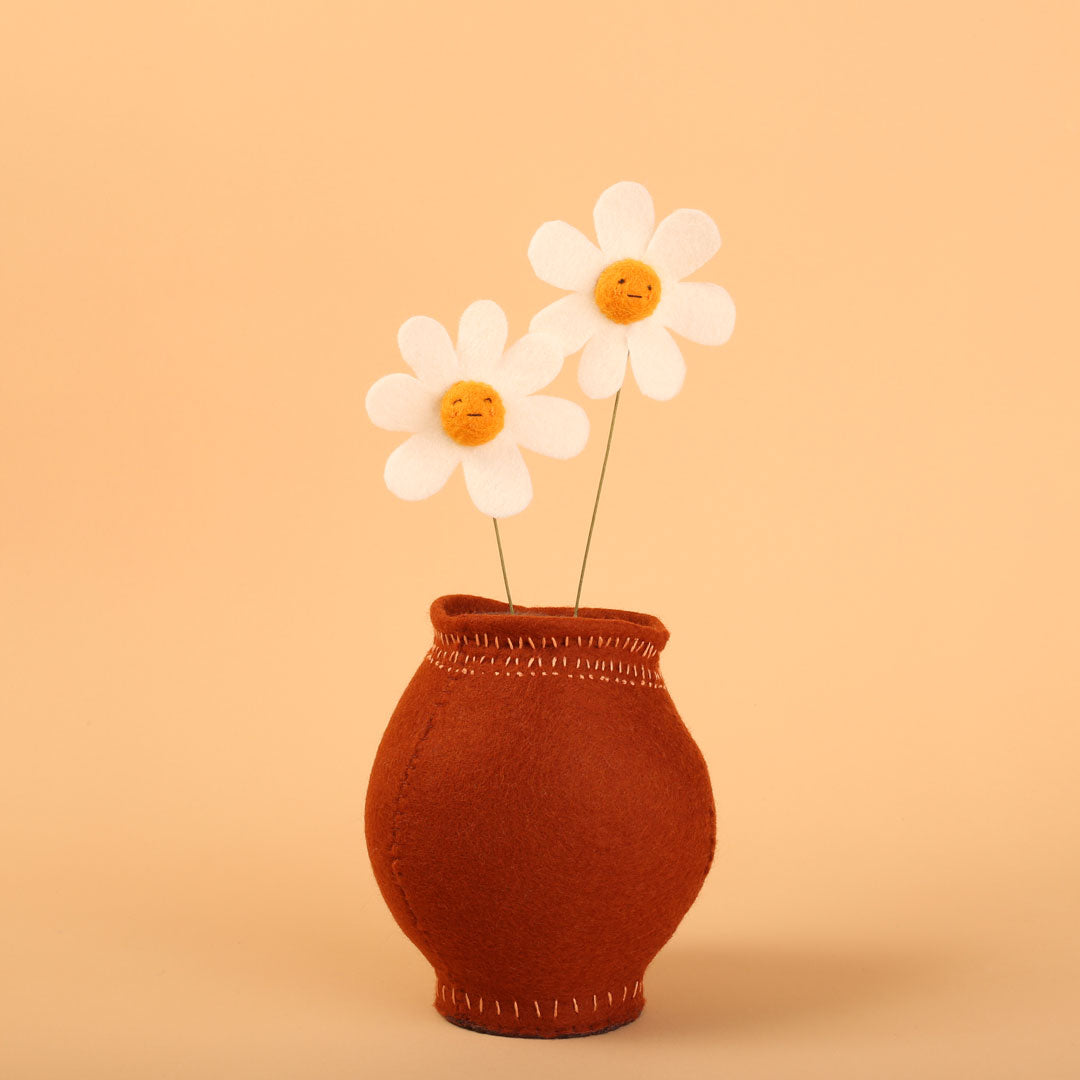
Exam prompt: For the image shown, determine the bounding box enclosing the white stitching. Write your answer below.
[425,647,666,689]
[439,980,645,1021]
[433,629,663,656]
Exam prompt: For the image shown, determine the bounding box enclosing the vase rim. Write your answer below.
[430,594,670,651]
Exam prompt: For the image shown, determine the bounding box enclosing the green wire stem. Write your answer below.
[574,388,621,616]
[493,517,514,613]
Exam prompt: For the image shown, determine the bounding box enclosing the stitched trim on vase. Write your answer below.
[425,647,666,690]
[436,977,644,1025]
[434,630,661,658]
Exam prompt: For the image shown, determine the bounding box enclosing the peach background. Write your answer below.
[2,2,1079,1077]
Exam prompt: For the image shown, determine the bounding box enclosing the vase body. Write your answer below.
[365,595,716,1038]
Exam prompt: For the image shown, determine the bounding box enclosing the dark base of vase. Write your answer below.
[442,1011,641,1039]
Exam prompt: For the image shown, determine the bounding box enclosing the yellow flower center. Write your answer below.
[440,380,506,446]
[593,258,662,324]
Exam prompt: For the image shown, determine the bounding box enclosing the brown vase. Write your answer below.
[365,594,716,1038]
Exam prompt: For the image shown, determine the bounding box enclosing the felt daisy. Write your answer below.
[528,181,736,401]
[365,300,589,519]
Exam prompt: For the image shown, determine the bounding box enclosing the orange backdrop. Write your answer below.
[2,2,1078,1078]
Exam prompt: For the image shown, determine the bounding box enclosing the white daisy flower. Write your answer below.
[528,180,736,401]
[365,300,589,519]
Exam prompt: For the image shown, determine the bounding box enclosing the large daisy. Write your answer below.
[365,300,589,519]
[528,181,736,401]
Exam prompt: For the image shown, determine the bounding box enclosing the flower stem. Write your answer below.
[574,387,621,616]
[493,517,514,613]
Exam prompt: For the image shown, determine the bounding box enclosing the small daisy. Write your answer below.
[365,300,589,519]
[528,181,736,401]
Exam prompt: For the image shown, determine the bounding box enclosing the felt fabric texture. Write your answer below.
[593,258,662,325]
[366,302,590,518]
[456,299,508,380]
[439,380,505,447]
[527,180,736,401]
[396,315,459,390]
[365,595,717,1038]
[506,395,590,460]
[460,435,532,519]
[578,327,630,400]
[593,180,656,261]
[528,292,606,355]
[363,372,438,432]
[528,220,608,291]
[627,321,686,401]
[644,207,722,282]
[655,280,736,347]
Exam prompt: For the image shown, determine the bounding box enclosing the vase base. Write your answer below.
[442,1010,642,1039]
[433,970,647,1038]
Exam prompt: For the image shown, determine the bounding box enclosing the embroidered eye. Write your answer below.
[452,399,462,405]
[483,397,493,403]
[618,278,626,284]
[647,285,652,290]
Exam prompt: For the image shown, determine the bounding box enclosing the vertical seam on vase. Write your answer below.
[696,773,719,892]
[388,666,458,973]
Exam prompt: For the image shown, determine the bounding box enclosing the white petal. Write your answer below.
[365,373,439,432]
[457,299,508,381]
[529,293,606,356]
[384,431,461,501]
[628,321,686,401]
[578,324,628,399]
[508,395,589,459]
[492,332,564,398]
[645,208,721,281]
[594,181,655,260]
[462,434,533,518]
[528,221,606,291]
[397,316,460,390]
[657,281,736,345]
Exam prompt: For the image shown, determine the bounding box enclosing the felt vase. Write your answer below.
[365,594,716,1038]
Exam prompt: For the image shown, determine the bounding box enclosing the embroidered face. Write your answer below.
[440,380,506,446]
[593,259,662,325]
[528,181,734,400]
